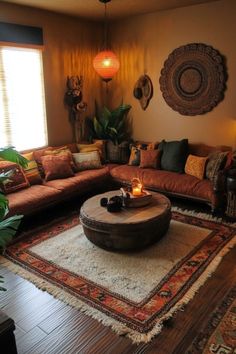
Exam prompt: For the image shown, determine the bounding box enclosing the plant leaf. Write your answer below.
[100,107,111,131]
[110,104,131,128]
[93,117,104,138]
[0,193,9,220]
[0,147,28,168]
[0,214,23,250]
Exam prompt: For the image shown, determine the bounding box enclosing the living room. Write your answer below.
[0,0,236,353]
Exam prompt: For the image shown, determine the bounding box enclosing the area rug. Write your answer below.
[187,285,236,353]
[1,210,236,344]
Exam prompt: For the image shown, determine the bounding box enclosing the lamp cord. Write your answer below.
[104,2,107,50]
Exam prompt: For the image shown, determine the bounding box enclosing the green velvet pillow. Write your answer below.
[158,139,189,173]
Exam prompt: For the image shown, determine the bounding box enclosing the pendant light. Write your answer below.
[93,0,120,82]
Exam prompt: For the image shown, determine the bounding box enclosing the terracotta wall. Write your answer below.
[109,0,236,148]
[0,2,103,146]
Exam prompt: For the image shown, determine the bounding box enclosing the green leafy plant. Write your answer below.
[90,103,132,145]
[0,147,28,290]
[0,147,28,248]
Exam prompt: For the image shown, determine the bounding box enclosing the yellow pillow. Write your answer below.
[185,154,208,180]
[22,151,42,185]
[77,141,105,160]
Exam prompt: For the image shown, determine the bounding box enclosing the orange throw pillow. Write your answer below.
[139,149,161,169]
[41,155,75,181]
[185,154,208,180]
[43,147,78,172]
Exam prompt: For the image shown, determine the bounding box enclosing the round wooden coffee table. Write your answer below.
[80,190,171,251]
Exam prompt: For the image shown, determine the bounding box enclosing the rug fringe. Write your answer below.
[1,234,236,344]
[171,206,236,227]
[1,207,236,344]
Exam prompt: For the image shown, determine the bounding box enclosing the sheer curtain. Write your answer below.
[0,46,48,151]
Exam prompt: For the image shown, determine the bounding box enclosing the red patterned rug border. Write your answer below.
[4,211,236,333]
[187,284,236,353]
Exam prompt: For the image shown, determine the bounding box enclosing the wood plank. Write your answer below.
[16,326,47,354]
[3,288,54,323]
[38,304,80,334]
[17,297,66,333]
[14,324,26,342]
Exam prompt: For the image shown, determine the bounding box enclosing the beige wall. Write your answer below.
[0,2,103,146]
[1,0,235,148]
[110,0,236,148]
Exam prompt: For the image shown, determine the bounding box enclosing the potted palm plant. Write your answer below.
[89,102,132,163]
[0,147,27,291]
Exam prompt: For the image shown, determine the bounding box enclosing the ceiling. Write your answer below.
[2,0,220,20]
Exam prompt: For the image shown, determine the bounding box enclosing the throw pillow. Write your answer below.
[185,154,208,180]
[41,155,75,181]
[158,139,189,173]
[134,141,158,150]
[21,152,42,185]
[73,151,102,171]
[206,151,229,181]
[77,141,105,160]
[128,141,157,166]
[43,147,78,172]
[139,149,162,169]
[128,146,141,166]
[33,147,53,177]
[0,161,30,194]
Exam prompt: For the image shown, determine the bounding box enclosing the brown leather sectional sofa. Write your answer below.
[6,143,231,217]
[110,143,231,212]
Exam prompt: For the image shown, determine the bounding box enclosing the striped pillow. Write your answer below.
[22,152,42,185]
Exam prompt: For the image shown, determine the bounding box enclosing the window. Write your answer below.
[0,46,48,151]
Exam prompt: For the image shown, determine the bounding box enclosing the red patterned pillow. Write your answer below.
[139,149,162,169]
[43,147,78,172]
[41,155,75,181]
[0,161,30,194]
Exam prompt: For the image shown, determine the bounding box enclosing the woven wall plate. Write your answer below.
[159,43,227,115]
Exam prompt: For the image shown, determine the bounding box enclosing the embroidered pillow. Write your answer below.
[73,151,102,171]
[185,154,208,180]
[43,147,78,172]
[33,147,53,177]
[0,161,30,194]
[206,151,228,181]
[21,152,42,185]
[41,155,75,181]
[139,149,162,169]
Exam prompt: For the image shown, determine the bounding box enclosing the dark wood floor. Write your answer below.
[0,199,236,354]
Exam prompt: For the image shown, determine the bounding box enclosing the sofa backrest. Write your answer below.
[188,143,232,157]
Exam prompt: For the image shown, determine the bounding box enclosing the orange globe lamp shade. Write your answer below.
[93,50,120,82]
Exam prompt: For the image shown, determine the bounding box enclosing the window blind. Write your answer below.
[0,46,48,151]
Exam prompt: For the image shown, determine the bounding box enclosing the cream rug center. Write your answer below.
[30,220,209,302]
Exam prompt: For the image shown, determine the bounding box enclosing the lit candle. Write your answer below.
[131,177,143,196]
[132,186,142,196]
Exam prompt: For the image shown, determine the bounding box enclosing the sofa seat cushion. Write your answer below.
[7,185,63,217]
[43,166,110,196]
[110,165,215,203]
